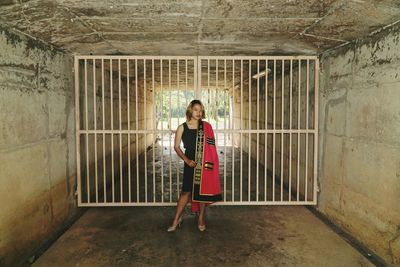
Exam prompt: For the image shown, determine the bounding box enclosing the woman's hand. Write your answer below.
[186,159,197,168]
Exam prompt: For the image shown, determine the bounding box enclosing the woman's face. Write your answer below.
[191,104,203,120]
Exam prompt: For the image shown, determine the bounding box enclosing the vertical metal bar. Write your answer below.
[102,59,106,203]
[177,60,180,125]
[224,59,227,202]
[314,58,319,203]
[135,59,139,202]
[289,59,292,202]
[281,60,284,201]
[93,59,98,203]
[273,59,276,202]
[169,59,172,202]
[232,60,235,202]
[297,59,301,202]
[160,60,164,202]
[144,59,148,202]
[185,59,188,103]
[119,59,123,202]
[196,58,200,100]
[305,59,309,202]
[248,60,251,201]
[110,59,115,203]
[84,59,90,203]
[74,57,82,205]
[228,62,231,133]
[208,60,210,125]
[215,60,219,192]
[256,59,260,202]
[215,59,219,132]
[127,59,131,203]
[264,59,268,201]
[216,60,218,131]
[153,59,156,202]
[207,59,211,185]
[176,59,180,199]
[240,59,243,202]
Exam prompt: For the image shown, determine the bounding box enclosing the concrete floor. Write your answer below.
[32,205,373,267]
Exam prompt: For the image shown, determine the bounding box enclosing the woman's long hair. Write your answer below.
[185,99,206,121]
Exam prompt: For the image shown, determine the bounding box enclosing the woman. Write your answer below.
[168,99,222,232]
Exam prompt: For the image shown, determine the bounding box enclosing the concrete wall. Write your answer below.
[317,23,400,264]
[0,27,157,264]
[0,26,76,266]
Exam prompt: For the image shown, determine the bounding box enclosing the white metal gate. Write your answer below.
[75,56,318,207]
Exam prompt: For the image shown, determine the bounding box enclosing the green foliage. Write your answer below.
[155,89,230,125]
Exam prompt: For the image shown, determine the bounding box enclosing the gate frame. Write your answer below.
[74,55,319,207]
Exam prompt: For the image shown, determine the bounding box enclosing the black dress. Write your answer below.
[181,122,197,192]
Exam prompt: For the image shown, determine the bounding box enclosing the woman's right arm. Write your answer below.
[174,124,196,167]
[174,125,188,163]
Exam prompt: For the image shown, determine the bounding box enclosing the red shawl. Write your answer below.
[191,120,222,213]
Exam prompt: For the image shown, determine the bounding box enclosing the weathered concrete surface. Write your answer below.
[317,21,400,265]
[0,25,77,266]
[32,206,373,267]
[0,0,399,55]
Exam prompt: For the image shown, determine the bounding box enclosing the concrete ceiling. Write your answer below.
[0,0,399,56]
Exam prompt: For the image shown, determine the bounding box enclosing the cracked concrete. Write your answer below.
[1,1,400,266]
[318,20,400,265]
[32,206,374,267]
[0,24,77,267]
[0,0,399,55]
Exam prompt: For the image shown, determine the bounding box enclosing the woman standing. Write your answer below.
[167,99,222,232]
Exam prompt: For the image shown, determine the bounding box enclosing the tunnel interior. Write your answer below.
[0,1,400,266]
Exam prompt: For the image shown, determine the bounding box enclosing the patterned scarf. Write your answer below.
[191,120,222,212]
